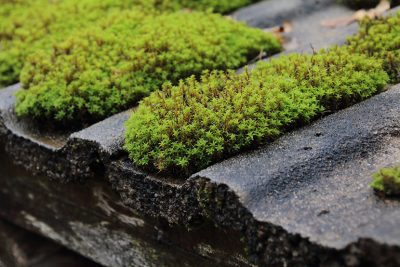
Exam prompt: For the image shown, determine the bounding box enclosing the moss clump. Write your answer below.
[124,47,388,175]
[0,0,160,87]
[0,0,260,87]
[347,12,400,82]
[0,0,60,86]
[371,166,400,196]
[0,0,35,16]
[15,11,280,125]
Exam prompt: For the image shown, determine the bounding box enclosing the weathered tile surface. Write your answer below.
[195,85,400,250]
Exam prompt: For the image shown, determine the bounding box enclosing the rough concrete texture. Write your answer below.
[232,0,336,28]
[233,0,358,54]
[70,109,132,157]
[0,84,127,181]
[0,151,251,267]
[104,85,400,266]
[192,84,400,266]
[107,160,201,226]
[195,84,400,250]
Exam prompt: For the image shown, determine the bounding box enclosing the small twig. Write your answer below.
[310,43,317,55]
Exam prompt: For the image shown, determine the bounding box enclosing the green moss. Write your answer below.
[347,12,400,82]
[0,0,35,16]
[0,0,160,87]
[15,11,280,125]
[124,47,388,175]
[0,0,261,87]
[371,166,400,196]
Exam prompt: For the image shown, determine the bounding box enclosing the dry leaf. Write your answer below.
[263,20,293,45]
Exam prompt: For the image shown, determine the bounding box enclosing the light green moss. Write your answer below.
[0,0,36,16]
[15,11,280,125]
[347,11,400,82]
[0,0,162,87]
[124,47,388,175]
[371,166,400,196]
[0,0,260,87]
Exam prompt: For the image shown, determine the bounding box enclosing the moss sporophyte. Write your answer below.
[124,10,400,176]
[124,47,388,176]
[15,11,280,125]
[347,11,400,82]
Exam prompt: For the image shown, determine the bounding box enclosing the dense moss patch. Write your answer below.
[15,11,280,125]
[347,12,400,82]
[0,0,35,16]
[124,47,388,175]
[371,166,400,196]
[0,0,260,88]
[0,0,159,87]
